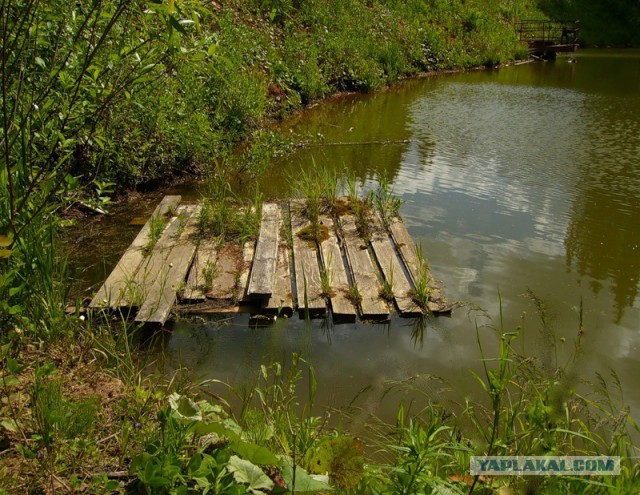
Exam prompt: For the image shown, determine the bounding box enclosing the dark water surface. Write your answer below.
[75,50,640,421]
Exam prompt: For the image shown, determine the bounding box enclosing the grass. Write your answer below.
[145,214,167,254]
[319,259,335,299]
[379,262,395,303]
[410,243,431,310]
[202,260,218,292]
[346,283,363,307]
[2,295,640,493]
[374,176,404,226]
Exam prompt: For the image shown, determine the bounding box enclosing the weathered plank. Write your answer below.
[339,213,389,320]
[262,240,294,317]
[135,206,200,325]
[206,244,243,301]
[236,240,255,302]
[289,200,326,317]
[90,195,181,309]
[117,205,187,308]
[388,217,452,314]
[183,237,219,302]
[368,212,422,317]
[247,203,280,296]
[318,214,356,321]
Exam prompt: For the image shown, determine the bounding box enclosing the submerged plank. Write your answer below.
[236,240,255,302]
[368,212,422,317]
[247,203,280,295]
[290,200,326,317]
[388,217,452,314]
[318,214,356,321]
[339,213,389,320]
[90,195,181,309]
[182,237,219,302]
[135,206,199,325]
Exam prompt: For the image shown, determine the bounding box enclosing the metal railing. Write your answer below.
[515,20,579,47]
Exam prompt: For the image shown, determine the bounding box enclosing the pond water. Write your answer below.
[75,50,640,423]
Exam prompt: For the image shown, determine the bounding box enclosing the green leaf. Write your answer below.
[231,440,280,466]
[1,419,19,433]
[35,57,46,68]
[227,455,274,494]
[2,375,20,387]
[208,44,217,56]
[281,460,332,493]
[307,436,363,488]
[168,393,201,420]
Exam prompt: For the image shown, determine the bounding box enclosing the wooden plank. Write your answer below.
[262,241,294,317]
[339,213,389,320]
[368,212,422,317]
[388,217,452,314]
[247,203,280,295]
[236,240,255,302]
[117,205,187,308]
[289,200,326,317]
[318,214,356,321]
[90,195,181,309]
[183,237,219,302]
[135,206,199,325]
[205,243,242,301]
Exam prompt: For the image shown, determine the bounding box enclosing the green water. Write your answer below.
[79,50,640,421]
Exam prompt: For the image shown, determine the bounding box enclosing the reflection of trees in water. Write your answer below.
[268,80,433,193]
[564,53,640,322]
[565,193,640,323]
[565,187,640,323]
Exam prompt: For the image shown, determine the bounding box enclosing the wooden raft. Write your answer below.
[90,196,453,326]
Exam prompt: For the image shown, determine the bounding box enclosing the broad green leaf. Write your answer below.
[168,393,201,420]
[227,455,274,494]
[307,436,364,487]
[1,419,19,433]
[281,460,332,493]
[231,440,280,466]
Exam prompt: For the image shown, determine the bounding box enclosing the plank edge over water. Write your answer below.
[339,213,389,319]
[319,214,356,321]
[368,212,422,317]
[247,202,280,296]
[90,195,181,309]
[135,205,199,325]
[289,199,326,315]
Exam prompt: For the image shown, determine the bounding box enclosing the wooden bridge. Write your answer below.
[89,196,452,326]
[515,20,579,58]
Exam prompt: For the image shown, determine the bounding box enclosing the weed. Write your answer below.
[146,214,167,253]
[347,283,363,306]
[202,260,218,291]
[374,176,404,225]
[379,262,395,303]
[410,243,431,309]
[319,259,335,298]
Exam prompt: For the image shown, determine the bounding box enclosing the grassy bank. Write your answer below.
[2,301,639,493]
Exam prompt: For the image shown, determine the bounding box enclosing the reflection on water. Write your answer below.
[74,50,640,421]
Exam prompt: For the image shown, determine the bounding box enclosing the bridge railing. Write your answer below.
[515,20,579,47]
